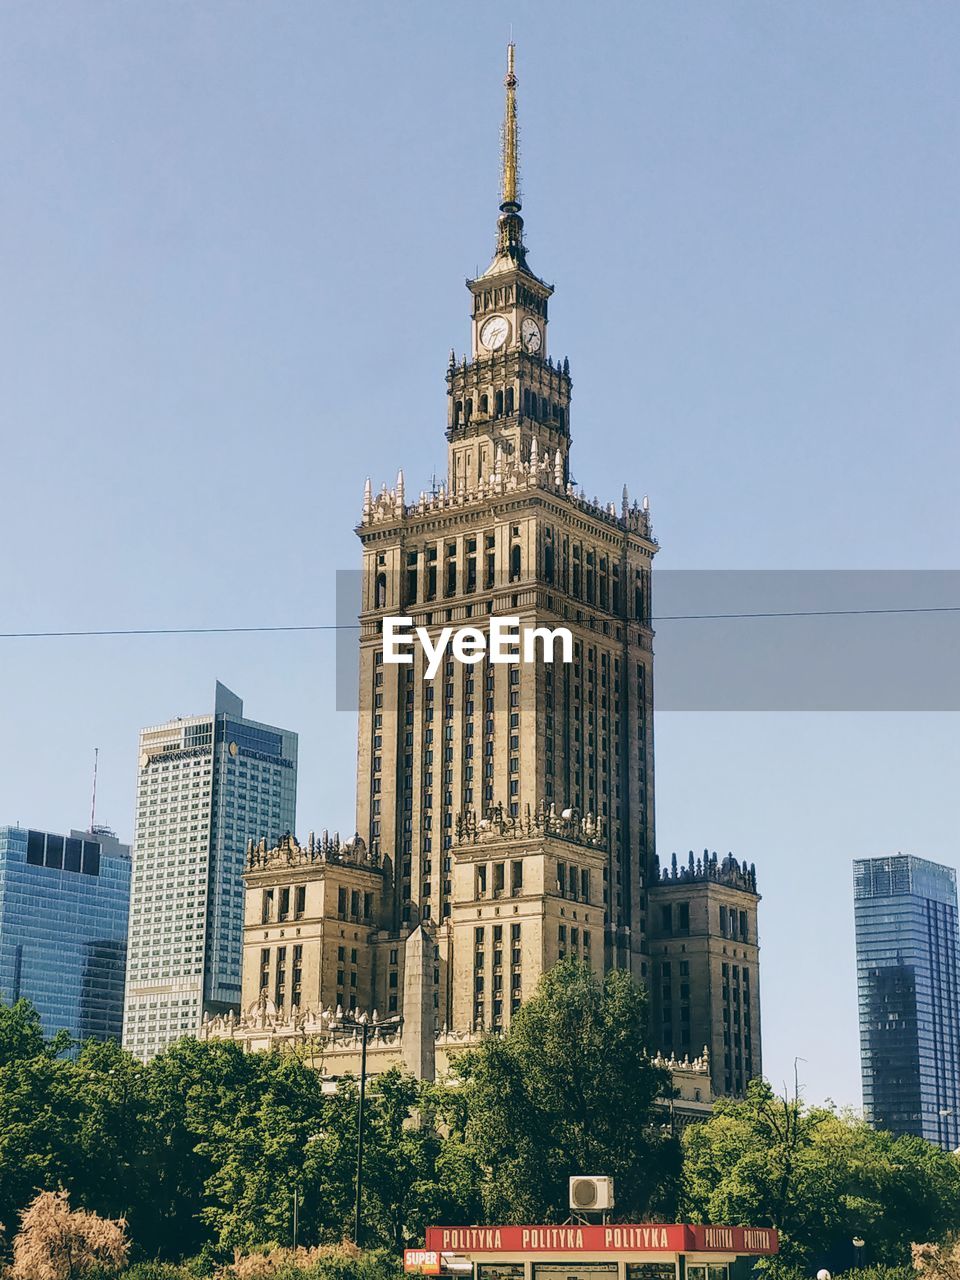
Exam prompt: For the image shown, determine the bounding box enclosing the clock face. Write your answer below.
[521,317,542,352]
[480,314,510,350]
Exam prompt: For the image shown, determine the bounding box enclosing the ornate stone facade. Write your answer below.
[209,46,762,1102]
[648,852,761,1097]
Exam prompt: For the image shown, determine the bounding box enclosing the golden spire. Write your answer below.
[500,43,520,212]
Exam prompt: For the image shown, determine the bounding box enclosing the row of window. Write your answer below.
[261,885,306,923]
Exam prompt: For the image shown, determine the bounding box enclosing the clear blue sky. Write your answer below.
[2,2,959,1109]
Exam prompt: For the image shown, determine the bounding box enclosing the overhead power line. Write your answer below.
[1,604,960,640]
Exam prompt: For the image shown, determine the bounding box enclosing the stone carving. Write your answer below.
[652,1046,711,1074]
[245,829,379,873]
[454,799,606,849]
[359,450,655,543]
[657,849,758,894]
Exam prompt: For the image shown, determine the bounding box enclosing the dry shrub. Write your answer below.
[10,1191,129,1280]
[914,1241,960,1280]
[225,1244,362,1280]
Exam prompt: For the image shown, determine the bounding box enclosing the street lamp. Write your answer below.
[337,1010,402,1246]
[852,1237,865,1269]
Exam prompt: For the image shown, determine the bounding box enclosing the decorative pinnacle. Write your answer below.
[500,43,520,212]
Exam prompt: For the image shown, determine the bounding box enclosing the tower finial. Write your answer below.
[500,43,520,213]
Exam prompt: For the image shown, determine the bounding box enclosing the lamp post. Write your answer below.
[339,1010,401,1246]
[353,1016,370,1247]
[853,1237,865,1269]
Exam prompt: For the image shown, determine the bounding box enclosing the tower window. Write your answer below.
[510,544,521,582]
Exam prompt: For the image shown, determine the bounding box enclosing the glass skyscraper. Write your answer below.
[854,854,960,1150]
[123,682,297,1059]
[0,824,131,1043]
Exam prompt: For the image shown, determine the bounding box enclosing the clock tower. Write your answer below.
[214,43,762,1098]
[356,42,661,1028]
[447,44,570,499]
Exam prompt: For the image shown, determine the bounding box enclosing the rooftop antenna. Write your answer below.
[500,41,520,212]
[90,747,99,833]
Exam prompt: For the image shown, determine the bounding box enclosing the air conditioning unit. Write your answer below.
[569,1176,615,1212]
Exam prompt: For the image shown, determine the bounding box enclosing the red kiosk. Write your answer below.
[405,1223,778,1280]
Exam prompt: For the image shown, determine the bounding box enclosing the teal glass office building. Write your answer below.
[0,825,131,1042]
[854,854,960,1150]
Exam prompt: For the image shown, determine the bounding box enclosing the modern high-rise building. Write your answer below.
[854,854,960,1150]
[0,824,131,1042]
[205,47,762,1099]
[123,682,297,1059]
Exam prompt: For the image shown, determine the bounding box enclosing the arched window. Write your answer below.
[544,541,555,584]
[479,393,489,415]
[454,400,463,427]
[510,544,522,583]
[465,398,473,423]
[375,574,387,608]
[523,389,531,417]
[505,387,515,414]
[495,389,504,417]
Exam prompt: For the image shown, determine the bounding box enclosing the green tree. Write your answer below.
[455,957,680,1222]
[70,1039,149,1224]
[138,1037,268,1259]
[196,1048,330,1254]
[359,1070,483,1250]
[0,1000,69,1068]
[682,1080,960,1271]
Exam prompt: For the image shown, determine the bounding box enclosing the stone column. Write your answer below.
[402,924,436,1081]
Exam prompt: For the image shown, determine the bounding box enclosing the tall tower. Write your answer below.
[123,682,297,1059]
[854,854,960,1150]
[647,850,761,1097]
[356,47,658,1034]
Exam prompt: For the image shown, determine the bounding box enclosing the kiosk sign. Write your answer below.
[404,1251,441,1274]
[424,1226,779,1257]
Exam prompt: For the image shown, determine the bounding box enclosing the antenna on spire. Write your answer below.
[90,747,99,833]
[500,42,520,213]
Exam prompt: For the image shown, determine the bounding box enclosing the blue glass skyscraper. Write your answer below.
[854,854,960,1150]
[0,824,131,1042]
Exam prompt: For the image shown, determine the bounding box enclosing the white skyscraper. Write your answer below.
[123,682,297,1059]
